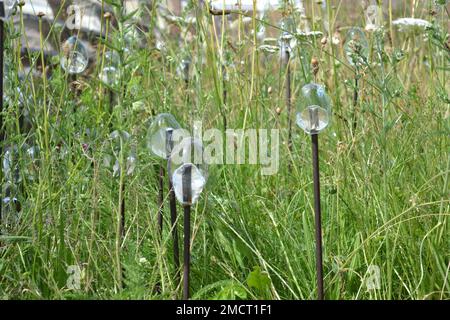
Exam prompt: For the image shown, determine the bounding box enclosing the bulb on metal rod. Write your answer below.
[308,105,320,133]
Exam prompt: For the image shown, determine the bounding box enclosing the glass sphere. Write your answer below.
[146,113,182,159]
[103,130,136,177]
[1,194,22,232]
[104,50,120,66]
[3,145,20,184]
[100,51,120,86]
[344,28,369,67]
[177,57,192,81]
[124,23,144,51]
[60,36,89,75]
[296,83,332,135]
[100,66,120,86]
[169,138,208,206]
[1,0,18,20]
[2,143,38,184]
[279,17,297,58]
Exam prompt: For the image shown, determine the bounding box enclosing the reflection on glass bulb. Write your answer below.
[61,36,89,75]
[296,106,330,134]
[169,137,208,206]
[344,28,369,67]
[146,113,182,159]
[172,163,206,205]
[296,83,332,135]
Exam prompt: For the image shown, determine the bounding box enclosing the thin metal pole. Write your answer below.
[166,129,180,282]
[182,164,192,300]
[285,49,292,164]
[158,164,164,235]
[169,179,180,279]
[352,73,359,133]
[120,179,125,239]
[311,133,324,300]
[222,64,227,131]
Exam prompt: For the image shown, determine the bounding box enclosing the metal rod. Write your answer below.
[352,74,359,133]
[182,164,192,300]
[108,89,114,130]
[158,164,164,235]
[166,128,180,282]
[120,179,125,239]
[285,49,292,164]
[311,133,324,300]
[222,64,227,131]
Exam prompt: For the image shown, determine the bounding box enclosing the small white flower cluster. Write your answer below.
[392,18,431,34]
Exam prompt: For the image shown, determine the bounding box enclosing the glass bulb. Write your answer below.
[60,36,89,75]
[169,138,208,205]
[172,163,206,205]
[100,51,120,86]
[146,113,182,159]
[124,23,144,51]
[344,28,369,67]
[103,130,136,177]
[3,145,20,184]
[100,66,120,86]
[1,0,18,20]
[177,57,192,81]
[279,17,297,58]
[296,83,332,135]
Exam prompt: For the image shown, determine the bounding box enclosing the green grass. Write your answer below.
[0,0,448,300]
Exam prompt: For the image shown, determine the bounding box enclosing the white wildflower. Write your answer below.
[392,18,431,34]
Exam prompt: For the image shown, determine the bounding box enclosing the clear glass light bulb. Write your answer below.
[296,83,332,135]
[177,57,191,81]
[103,130,136,177]
[100,51,120,86]
[365,4,382,32]
[60,36,89,75]
[124,23,144,51]
[3,146,20,184]
[169,138,208,206]
[1,0,19,20]
[105,50,120,66]
[100,66,120,86]
[172,163,206,205]
[146,113,182,159]
[279,17,297,59]
[344,28,369,67]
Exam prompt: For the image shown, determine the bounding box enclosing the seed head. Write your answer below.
[311,57,320,76]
